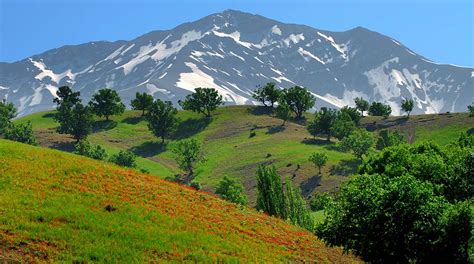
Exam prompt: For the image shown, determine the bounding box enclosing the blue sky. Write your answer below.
[1,0,473,66]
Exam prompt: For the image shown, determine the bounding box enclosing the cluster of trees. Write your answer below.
[355,97,414,118]
[0,100,36,145]
[316,136,473,263]
[253,83,316,122]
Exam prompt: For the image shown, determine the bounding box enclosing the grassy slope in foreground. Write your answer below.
[0,140,358,263]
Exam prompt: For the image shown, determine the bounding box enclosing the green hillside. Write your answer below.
[0,139,359,263]
[16,106,474,202]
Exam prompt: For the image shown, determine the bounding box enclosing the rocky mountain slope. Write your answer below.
[1,10,472,116]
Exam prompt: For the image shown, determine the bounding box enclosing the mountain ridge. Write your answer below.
[1,9,472,117]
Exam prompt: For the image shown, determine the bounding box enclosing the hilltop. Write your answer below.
[16,105,474,203]
[0,139,359,262]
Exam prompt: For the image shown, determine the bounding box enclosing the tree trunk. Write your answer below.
[161,135,165,145]
[326,134,331,142]
[142,109,145,116]
[318,167,321,174]
[106,115,109,121]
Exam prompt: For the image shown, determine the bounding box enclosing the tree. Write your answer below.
[88,88,125,121]
[0,100,17,134]
[401,98,414,117]
[4,122,36,145]
[359,141,474,202]
[275,102,291,126]
[307,107,337,141]
[53,86,80,106]
[109,150,136,168]
[369,102,392,118]
[338,129,374,159]
[53,86,84,137]
[280,86,315,119]
[179,87,223,117]
[146,99,178,144]
[354,97,369,117]
[309,192,333,211]
[256,165,287,218]
[284,178,314,231]
[376,129,405,150]
[331,111,357,140]
[255,165,314,231]
[172,138,205,182]
[215,176,248,205]
[131,92,154,116]
[339,106,361,125]
[67,103,94,142]
[308,152,328,174]
[316,173,472,263]
[252,82,281,108]
[468,103,474,117]
[74,140,107,160]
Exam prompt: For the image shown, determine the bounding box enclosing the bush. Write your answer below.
[215,176,247,205]
[309,192,332,211]
[74,140,107,160]
[109,150,137,168]
[375,129,405,150]
[338,129,374,160]
[4,122,36,145]
[190,181,202,190]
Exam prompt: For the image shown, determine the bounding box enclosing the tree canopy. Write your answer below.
[354,97,369,117]
[131,92,154,116]
[145,99,178,144]
[252,82,281,108]
[180,87,223,117]
[369,102,392,118]
[401,98,414,117]
[89,88,125,121]
[280,86,315,119]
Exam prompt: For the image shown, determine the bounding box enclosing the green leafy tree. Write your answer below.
[338,129,374,159]
[280,86,315,119]
[376,129,406,150]
[360,141,473,202]
[275,102,291,126]
[284,178,314,231]
[146,99,178,144]
[4,122,36,145]
[354,97,369,117]
[172,138,205,182]
[256,165,287,218]
[0,100,17,134]
[308,152,328,174]
[255,165,314,231]
[68,103,94,142]
[88,88,125,121]
[468,103,474,117]
[74,140,107,160]
[369,102,392,118]
[180,87,223,117]
[331,111,357,140]
[252,82,281,108]
[309,192,333,211]
[307,107,337,141]
[131,92,154,116]
[401,98,414,117]
[339,106,361,125]
[109,150,136,168]
[53,86,82,136]
[316,173,472,263]
[215,176,248,205]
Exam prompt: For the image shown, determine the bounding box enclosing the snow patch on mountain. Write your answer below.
[297,47,325,64]
[212,30,253,49]
[176,62,249,104]
[29,58,75,84]
[271,25,282,35]
[283,33,305,46]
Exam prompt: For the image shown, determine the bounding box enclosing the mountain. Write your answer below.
[1,10,473,117]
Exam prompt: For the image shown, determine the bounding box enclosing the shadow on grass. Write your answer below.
[467,127,474,135]
[363,116,408,132]
[173,117,211,139]
[301,138,332,145]
[93,120,117,132]
[300,175,321,197]
[50,141,75,152]
[248,106,274,116]
[266,125,286,134]
[330,159,361,176]
[42,112,55,118]
[122,116,143,125]
[129,141,167,158]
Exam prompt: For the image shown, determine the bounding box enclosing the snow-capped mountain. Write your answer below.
[1,10,473,117]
